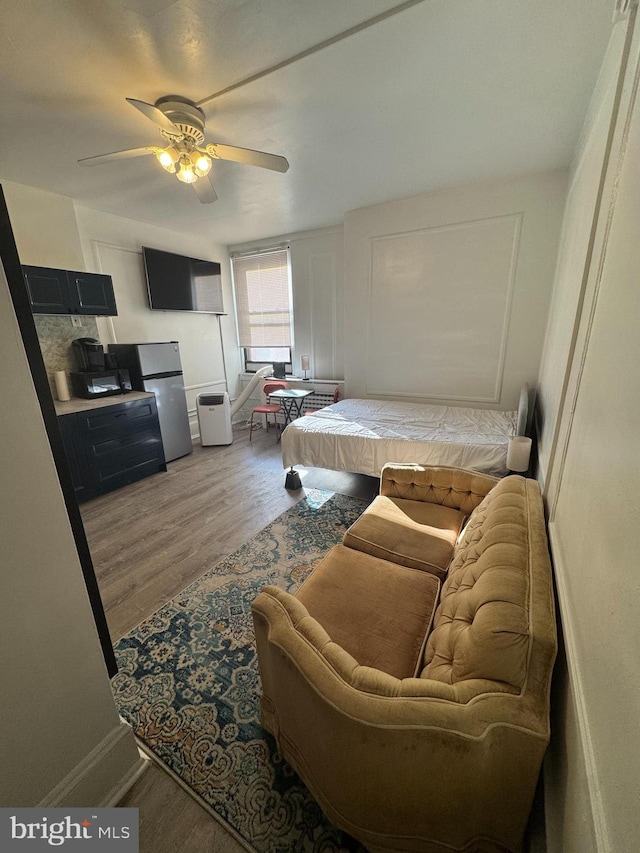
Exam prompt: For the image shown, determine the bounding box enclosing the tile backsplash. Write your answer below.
[35,315,99,397]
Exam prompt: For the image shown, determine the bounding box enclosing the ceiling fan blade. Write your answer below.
[192,176,218,204]
[126,98,183,136]
[78,146,159,166]
[205,143,289,173]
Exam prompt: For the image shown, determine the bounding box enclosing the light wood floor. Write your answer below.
[82,423,378,642]
[81,422,378,851]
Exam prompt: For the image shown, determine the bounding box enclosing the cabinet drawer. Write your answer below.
[87,428,165,490]
[57,398,166,502]
[79,398,159,438]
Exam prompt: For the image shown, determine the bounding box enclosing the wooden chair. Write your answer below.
[249,381,288,441]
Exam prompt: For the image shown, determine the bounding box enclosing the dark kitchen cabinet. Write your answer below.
[57,412,92,502]
[23,265,117,316]
[58,396,166,502]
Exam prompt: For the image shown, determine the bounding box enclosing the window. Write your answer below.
[232,248,293,373]
[244,346,292,374]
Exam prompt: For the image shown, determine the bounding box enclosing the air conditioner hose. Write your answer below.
[229,364,272,417]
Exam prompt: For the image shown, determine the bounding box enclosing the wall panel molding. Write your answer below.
[309,251,338,380]
[364,213,521,402]
[546,523,609,852]
[39,722,143,808]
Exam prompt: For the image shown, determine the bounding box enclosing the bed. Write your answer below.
[281,385,530,478]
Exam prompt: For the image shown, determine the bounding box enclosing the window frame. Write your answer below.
[231,247,294,372]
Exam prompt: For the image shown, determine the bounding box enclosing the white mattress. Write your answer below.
[281,398,517,477]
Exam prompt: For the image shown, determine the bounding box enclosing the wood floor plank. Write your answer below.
[119,762,247,853]
[82,426,302,640]
[86,423,378,848]
[82,425,377,641]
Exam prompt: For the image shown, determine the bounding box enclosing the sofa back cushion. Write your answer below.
[420,476,531,689]
[342,495,467,580]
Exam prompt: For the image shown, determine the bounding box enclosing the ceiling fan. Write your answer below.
[78,95,289,204]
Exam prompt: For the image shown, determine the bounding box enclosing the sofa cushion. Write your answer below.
[421,476,531,688]
[342,495,466,580]
[296,543,441,680]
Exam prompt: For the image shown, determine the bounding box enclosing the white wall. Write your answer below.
[74,205,239,438]
[289,228,344,381]
[343,171,567,408]
[0,259,142,807]
[537,22,628,495]
[537,12,640,853]
[3,181,85,269]
[228,226,344,382]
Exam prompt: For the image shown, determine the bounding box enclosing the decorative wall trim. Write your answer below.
[39,721,141,808]
[547,523,610,851]
[185,379,227,392]
[309,251,338,381]
[92,240,141,259]
[547,9,639,522]
[228,224,343,255]
[364,213,521,403]
[92,241,142,345]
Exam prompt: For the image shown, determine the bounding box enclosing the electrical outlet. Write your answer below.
[71,315,82,328]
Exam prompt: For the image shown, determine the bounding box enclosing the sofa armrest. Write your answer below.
[379,464,499,514]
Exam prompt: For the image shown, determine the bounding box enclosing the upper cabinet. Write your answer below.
[22,265,118,316]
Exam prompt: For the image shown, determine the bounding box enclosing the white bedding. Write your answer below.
[281,398,518,477]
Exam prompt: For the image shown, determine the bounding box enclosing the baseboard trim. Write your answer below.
[547,523,610,851]
[39,720,141,808]
[103,751,150,807]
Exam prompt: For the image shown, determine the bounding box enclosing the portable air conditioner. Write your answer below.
[197,392,232,445]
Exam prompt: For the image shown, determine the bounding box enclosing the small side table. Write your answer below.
[268,388,314,440]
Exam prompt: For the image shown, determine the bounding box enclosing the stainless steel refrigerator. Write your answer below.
[109,341,192,462]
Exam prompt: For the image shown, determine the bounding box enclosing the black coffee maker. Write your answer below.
[73,337,105,372]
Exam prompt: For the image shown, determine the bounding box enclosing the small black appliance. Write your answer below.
[73,337,105,372]
[70,369,132,399]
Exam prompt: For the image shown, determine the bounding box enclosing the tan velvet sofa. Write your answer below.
[252,465,557,852]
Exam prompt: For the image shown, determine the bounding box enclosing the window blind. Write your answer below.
[232,249,292,348]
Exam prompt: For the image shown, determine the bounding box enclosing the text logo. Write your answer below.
[1,809,138,850]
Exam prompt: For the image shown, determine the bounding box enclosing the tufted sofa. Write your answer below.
[252,465,557,852]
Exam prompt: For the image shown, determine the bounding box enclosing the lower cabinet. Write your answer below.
[58,396,167,503]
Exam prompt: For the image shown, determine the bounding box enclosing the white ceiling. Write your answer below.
[0,0,613,246]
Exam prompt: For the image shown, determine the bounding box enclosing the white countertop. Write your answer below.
[54,391,155,417]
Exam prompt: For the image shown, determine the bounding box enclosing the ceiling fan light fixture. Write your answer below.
[191,151,212,177]
[176,155,197,184]
[156,145,179,173]
[79,95,288,204]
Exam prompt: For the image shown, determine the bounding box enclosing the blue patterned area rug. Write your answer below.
[112,489,367,852]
